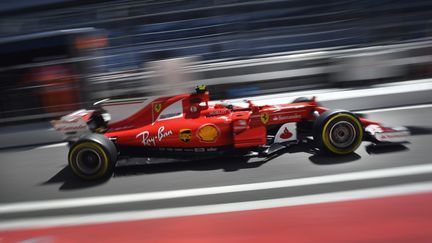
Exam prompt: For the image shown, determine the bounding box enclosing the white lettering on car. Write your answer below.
[51,119,89,132]
[158,126,173,141]
[136,126,173,146]
[206,109,229,117]
[137,131,155,146]
[273,114,301,121]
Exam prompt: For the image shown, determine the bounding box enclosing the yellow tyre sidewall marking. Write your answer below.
[69,142,109,179]
[322,113,363,155]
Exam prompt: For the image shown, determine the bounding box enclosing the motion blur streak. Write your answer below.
[1,183,432,243]
[1,0,432,242]
[2,163,432,215]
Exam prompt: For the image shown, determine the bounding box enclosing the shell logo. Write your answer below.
[197,124,220,143]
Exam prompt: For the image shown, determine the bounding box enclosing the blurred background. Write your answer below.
[2,2,432,241]
[1,0,432,125]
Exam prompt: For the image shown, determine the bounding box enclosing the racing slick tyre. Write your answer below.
[313,110,363,155]
[68,134,117,180]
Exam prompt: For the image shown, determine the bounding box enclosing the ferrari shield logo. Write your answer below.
[179,129,192,142]
[153,103,162,113]
[260,112,269,124]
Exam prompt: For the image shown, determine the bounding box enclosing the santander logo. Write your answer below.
[279,127,293,139]
[275,123,296,143]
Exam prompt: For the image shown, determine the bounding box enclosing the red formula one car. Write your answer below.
[52,86,409,180]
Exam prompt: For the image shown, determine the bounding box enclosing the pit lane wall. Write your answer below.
[1,40,432,148]
[1,38,432,126]
[88,38,432,100]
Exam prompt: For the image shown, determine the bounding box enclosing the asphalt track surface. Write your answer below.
[0,105,432,229]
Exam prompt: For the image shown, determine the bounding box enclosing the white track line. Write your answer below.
[360,103,432,113]
[34,142,68,150]
[1,181,432,231]
[1,163,432,215]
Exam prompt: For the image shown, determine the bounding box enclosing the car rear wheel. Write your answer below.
[68,134,117,180]
[313,110,363,155]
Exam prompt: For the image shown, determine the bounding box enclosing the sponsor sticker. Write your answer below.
[136,126,173,146]
[375,131,409,142]
[206,109,230,117]
[279,127,293,139]
[197,124,220,143]
[51,119,88,132]
[274,123,297,143]
[179,129,192,142]
[273,114,301,121]
[260,112,269,124]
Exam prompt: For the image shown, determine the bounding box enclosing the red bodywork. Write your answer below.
[101,91,378,150]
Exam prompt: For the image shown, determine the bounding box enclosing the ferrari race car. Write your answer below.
[52,86,410,180]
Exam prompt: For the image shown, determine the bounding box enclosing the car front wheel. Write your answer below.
[314,110,363,155]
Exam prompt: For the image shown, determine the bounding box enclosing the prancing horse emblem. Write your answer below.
[260,112,269,124]
[153,103,162,113]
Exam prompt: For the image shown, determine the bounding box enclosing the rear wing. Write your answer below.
[51,109,94,141]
